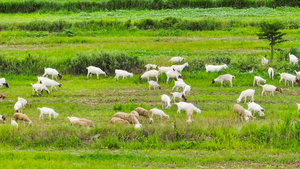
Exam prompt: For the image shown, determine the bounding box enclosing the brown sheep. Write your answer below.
[113,112,139,124]
[186,108,193,123]
[13,113,32,126]
[135,107,150,119]
[71,120,89,127]
[233,104,247,122]
[79,118,95,128]
[130,110,139,120]
[0,94,5,99]
[110,117,130,125]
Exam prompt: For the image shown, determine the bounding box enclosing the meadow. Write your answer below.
[0,4,300,168]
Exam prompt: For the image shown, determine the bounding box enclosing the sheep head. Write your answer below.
[26,103,31,108]
[211,79,216,84]
[182,94,187,102]
[58,84,62,88]
[179,75,183,79]
[139,76,142,81]
[3,83,9,88]
[1,115,6,123]
[275,88,282,93]
[58,74,63,80]
[158,86,162,90]
[296,78,300,87]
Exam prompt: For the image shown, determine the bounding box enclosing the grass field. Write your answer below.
[0,4,300,168]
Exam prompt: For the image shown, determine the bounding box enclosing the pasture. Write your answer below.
[0,4,300,168]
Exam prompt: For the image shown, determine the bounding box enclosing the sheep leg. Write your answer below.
[166,77,169,84]
[54,86,57,91]
[156,76,158,82]
[230,81,233,87]
[261,90,264,96]
[32,89,35,95]
[87,72,90,79]
[39,114,42,121]
[253,79,255,87]
[177,108,181,113]
[96,74,99,79]
[122,76,125,80]
[49,114,51,120]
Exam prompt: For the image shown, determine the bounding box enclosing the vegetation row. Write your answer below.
[0,0,299,13]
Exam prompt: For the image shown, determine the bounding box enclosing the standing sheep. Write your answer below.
[135,107,150,119]
[212,74,235,87]
[148,80,161,90]
[268,67,274,80]
[42,68,62,80]
[13,113,32,126]
[139,70,160,82]
[86,66,107,79]
[259,84,282,96]
[161,94,171,109]
[149,108,169,123]
[0,78,9,88]
[37,107,59,120]
[169,56,184,63]
[233,104,247,122]
[253,76,266,86]
[237,89,255,103]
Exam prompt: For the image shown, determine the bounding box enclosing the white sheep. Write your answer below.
[37,107,59,120]
[175,102,201,114]
[161,94,171,109]
[262,55,269,65]
[237,89,255,103]
[149,108,169,123]
[67,117,81,122]
[294,70,300,80]
[296,103,300,113]
[186,108,193,123]
[37,76,50,83]
[139,70,160,82]
[289,53,299,64]
[166,70,183,84]
[42,68,62,80]
[247,102,265,117]
[114,69,133,80]
[268,67,274,80]
[260,84,282,96]
[253,76,266,86]
[144,64,157,71]
[212,74,235,87]
[157,66,175,75]
[0,78,9,88]
[171,62,189,72]
[172,79,187,91]
[40,79,62,92]
[183,85,191,96]
[244,109,256,122]
[0,115,6,123]
[148,80,161,90]
[14,101,23,113]
[169,56,184,63]
[13,113,32,126]
[171,92,187,102]
[279,73,299,87]
[86,66,107,79]
[205,64,228,72]
[30,83,50,95]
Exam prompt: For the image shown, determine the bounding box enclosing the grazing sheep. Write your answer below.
[113,112,140,124]
[294,70,300,80]
[171,62,189,72]
[11,120,18,127]
[253,76,266,86]
[175,102,201,114]
[297,103,300,113]
[212,74,235,87]
[71,120,89,127]
[139,70,160,82]
[247,102,265,117]
[172,79,187,91]
[169,56,184,63]
[233,104,247,121]
[86,66,107,79]
[37,76,49,83]
[114,69,133,80]
[244,109,256,122]
[171,92,187,102]
[18,97,31,108]
[144,64,157,71]
[259,84,282,96]
[148,80,161,90]
[0,94,5,99]
[279,73,299,87]
[110,117,130,125]
[149,108,169,123]
[30,83,50,95]
[186,108,193,123]
[237,89,255,103]
[166,70,183,84]
[37,107,59,120]
[42,68,62,80]
[67,117,81,122]
[79,118,95,128]
[157,66,175,75]
[0,78,9,88]
[268,67,274,80]
[67,117,94,127]
[14,101,23,113]
[40,79,62,92]
[130,111,139,120]
[205,64,228,72]
[289,53,299,64]
[183,85,191,96]
[262,55,269,65]
[0,115,6,123]
[135,107,150,119]
[13,113,32,126]
[161,94,171,109]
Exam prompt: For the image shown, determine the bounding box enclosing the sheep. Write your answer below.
[11,120,18,127]
[114,69,133,80]
[0,115,6,124]
[237,89,255,103]
[212,74,235,87]
[130,110,139,120]
[171,92,187,102]
[166,70,183,84]
[67,117,94,127]
[144,64,157,71]
[169,56,184,63]
[161,94,171,109]
[86,66,107,79]
[40,79,62,92]
[175,102,201,114]
[244,109,256,122]
[110,117,130,125]
[296,103,300,113]
[186,108,193,123]
[30,83,50,95]
[172,79,187,91]
[113,112,140,124]
[233,104,247,121]
[157,66,175,75]
[42,68,62,80]
[205,64,228,72]
[37,107,59,120]
[279,73,299,87]
[139,70,160,82]
[135,107,150,119]
[262,55,269,65]
[149,108,169,123]
[0,94,5,99]
[171,62,189,72]
[37,76,50,83]
[183,85,191,96]
[260,84,282,96]
[0,78,9,88]
[14,101,23,113]
[71,120,89,127]
[13,113,32,126]
[289,53,299,64]
[294,70,300,80]
[268,67,274,80]
[148,80,161,90]
[247,102,265,117]
[253,76,266,86]
[67,117,81,122]
[18,97,31,108]
[79,118,95,128]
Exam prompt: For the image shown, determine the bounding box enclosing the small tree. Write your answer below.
[257,21,286,60]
